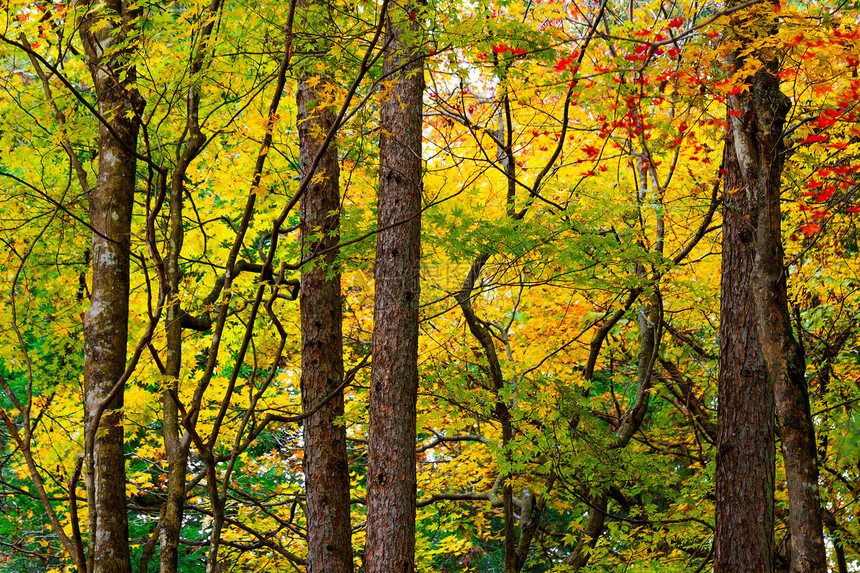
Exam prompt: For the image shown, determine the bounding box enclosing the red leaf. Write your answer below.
[492,43,508,54]
[799,134,828,144]
[555,53,577,71]
[799,222,822,236]
[582,144,600,158]
[511,47,528,55]
[786,34,804,48]
[727,85,744,95]
[667,17,684,29]
[728,110,742,116]
[706,30,720,39]
[847,206,860,213]
[813,116,836,129]
[814,187,835,202]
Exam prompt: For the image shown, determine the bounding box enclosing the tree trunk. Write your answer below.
[715,136,775,573]
[160,172,191,573]
[159,104,205,573]
[749,83,826,573]
[721,3,826,571]
[79,2,143,571]
[298,2,354,567]
[365,2,423,571]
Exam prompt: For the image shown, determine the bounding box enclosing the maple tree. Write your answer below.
[0,0,859,572]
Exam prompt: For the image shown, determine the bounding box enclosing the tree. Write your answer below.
[365,0,424,570]
[715,100,775,573]
[720,3,826,571]
[1,1,860,572]
[78,1,144,570]
[297,0,353,569]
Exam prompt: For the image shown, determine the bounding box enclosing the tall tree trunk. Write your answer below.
[721,3,826,571]
[365,2,423,571]
[749,84,826,573]
[715,138,775,573]
[297,1,354,568]
[160,169,191,573]
[79,2,143,571]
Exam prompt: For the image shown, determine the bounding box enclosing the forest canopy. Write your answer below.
[0,0,859,571]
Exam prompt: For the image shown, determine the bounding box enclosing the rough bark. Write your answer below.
[720,3,826,571]
[78,1,143,571]
[750,91,826,573]
[364,2,423,571]
[297,4,354,567]
[715,135,775,573]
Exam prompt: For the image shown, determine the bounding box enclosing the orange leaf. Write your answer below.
[799,222,821,236]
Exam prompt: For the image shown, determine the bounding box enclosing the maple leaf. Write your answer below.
[581,144,600,158]
[492,44,508,54]
[847,206,860,213]
[812,209,829,222]
[799,222,822,236]
[799,134,828,144]
[812,116,836,128]
[511,47,528,55]
[554,52,578,72]
[814,187,835,202]
[667,17,684,29]
[786,34,805,47]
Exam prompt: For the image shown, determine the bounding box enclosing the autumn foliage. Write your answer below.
[0,0,859,572]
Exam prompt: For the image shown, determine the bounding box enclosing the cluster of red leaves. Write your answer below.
[554,51,579,72]
[792,75,860,235]
[797,163,860,236]
[492,44,528,56]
